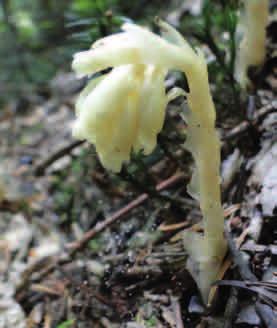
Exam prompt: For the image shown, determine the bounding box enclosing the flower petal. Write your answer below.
[99,88,140,172]
[72,46,140,77]
[72,65,135,144]
[72,22,195,77]
[75,75,104,116]
[122,23,189,70]
[134,66,167,154]
[155,18,195,56]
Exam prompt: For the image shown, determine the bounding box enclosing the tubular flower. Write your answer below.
[72,22,195,77]
[72,64,168,172]
[72,21,195,172]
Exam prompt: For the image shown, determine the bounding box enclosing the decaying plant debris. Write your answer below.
[0,1,276,328]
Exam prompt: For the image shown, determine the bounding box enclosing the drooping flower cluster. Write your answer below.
[73,64,167,172]
[72,22,195,172]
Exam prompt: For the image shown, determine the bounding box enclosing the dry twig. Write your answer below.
[222,103,276,140]
[34,140,85,176]
[15,172,185,298]
[67,172,184,254]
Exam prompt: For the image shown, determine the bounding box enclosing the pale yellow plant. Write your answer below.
[235,0,269,87]
[72,20,226,303]
[72,64,168,172]
[0,179,5,202]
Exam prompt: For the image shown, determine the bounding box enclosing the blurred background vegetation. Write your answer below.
[0,0,172,105]
[0,0,241,107]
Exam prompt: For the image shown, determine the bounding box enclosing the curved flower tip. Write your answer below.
[72,45,140,78]
[72,20,194,77]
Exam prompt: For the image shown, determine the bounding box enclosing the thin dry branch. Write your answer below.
[15,171,184,298]
[222,102,276,140]
[67,172,184,254]
[34,140,85,176]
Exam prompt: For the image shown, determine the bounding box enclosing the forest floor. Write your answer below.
[0,9,277,328]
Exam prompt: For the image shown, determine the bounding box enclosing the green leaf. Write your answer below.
[57,319,75,328]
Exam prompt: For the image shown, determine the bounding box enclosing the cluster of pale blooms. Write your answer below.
[72,21,195,172]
